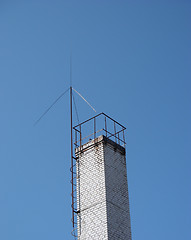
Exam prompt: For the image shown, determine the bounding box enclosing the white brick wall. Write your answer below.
[76,135,131,240]
[104,143,131,240]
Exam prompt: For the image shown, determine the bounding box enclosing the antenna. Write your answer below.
[70,54,75,228]
[33,55,97,238]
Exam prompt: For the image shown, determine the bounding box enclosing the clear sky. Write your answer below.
[0,0,190,239]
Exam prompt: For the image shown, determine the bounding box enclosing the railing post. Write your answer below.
[105,116,107,138]
[80,125,82,152]
[123,129,125,147]
[75,129,77,147]
[114,122,116,143]
[94,117,96,141]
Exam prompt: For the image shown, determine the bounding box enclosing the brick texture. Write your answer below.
[75,136,131,240]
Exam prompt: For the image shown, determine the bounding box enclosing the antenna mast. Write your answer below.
[34,53,97,239]
[70,55,74,228]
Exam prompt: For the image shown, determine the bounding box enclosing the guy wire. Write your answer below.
[34,88,70,126]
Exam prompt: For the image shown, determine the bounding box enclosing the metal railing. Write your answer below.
[73,112,126,150]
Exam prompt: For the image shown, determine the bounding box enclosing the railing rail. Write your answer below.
[73,112,126,149]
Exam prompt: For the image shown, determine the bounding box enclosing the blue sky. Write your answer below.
[0,1,190,239]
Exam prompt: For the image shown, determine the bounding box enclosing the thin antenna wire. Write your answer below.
[70,51,72,87]
[72,87,96,113]
[33,88,69,126]
[73,94,80,124]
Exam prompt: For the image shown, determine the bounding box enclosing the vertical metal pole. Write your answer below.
[94,117,96,140]
[105,116,107,137]
[123,129,125,147]
[80,125,82,152]
[70,86,74,228]
[75,129,77,147]
[114,122,116,143]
